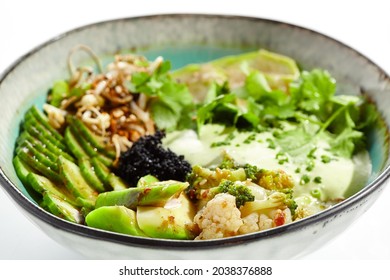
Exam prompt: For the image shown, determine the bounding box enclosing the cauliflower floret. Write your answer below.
[194,193,243,240]
[239,208,293,234]
[239,212,260,234]
[259,213,273,230]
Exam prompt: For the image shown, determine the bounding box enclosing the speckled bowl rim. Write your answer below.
[1,13,390,250]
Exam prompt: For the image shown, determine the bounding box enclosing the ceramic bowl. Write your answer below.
[0,14,389,259]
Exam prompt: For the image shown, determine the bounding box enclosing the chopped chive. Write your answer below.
[300,174,310,185]
[243,133,256,144]
[321,155,331,163]
[314,176,322,184]
[276,152,289,165]
[210,132,235,148]
[306,160,315,171]
[311,189,321,199]
[266,138,276,149]
[307,147,317,159]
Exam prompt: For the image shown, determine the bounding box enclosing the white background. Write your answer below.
[0,0,389,260]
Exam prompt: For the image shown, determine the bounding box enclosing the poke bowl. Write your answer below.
[0,14,389,259]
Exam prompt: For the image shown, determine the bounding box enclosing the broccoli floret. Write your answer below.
[218,180,255,208]
[256,169,294,191]
[186,158,297,214]
[186,165,246,191]
[218,156,260,181]
[243,164,259,180]
[218,154,238,169]
[283,189,298,217]
[219,159,294,193]
[188,179,254,208]
[240,190,297,217]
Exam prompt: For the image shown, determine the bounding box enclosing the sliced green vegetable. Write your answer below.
[12,155,34,186]
[24,120,67,151]
[137,193,196,240]
[69,124,99,158]
[79,157,105,193]
[42,192,83,224]
[65,124,113,167]
[58,155,98,207]
[85,206,146,237]
[70,117,116,159]
[17,141,58,172]
[24,105,65,142]
[107,173,129,191]
[27,172,80,207]
[137,175,159,188]
[91,157,110,186]
[95,180,188,209]
[17,131,74,162]
[16,136,62,164]
[17,147,62,183]
[64,126,89,159]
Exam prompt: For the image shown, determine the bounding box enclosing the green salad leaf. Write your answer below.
[129,60,193,131]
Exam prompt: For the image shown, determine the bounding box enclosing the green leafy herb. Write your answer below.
[329,127,364,158]
[172,56,379,159]
[129,60,193,131]
[291,69,336,121]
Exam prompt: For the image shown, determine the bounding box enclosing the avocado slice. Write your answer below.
[136,193,197,240]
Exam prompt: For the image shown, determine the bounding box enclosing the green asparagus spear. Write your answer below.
[136,174,159,188]
[95,180,188,210]
[85,206,146,237]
